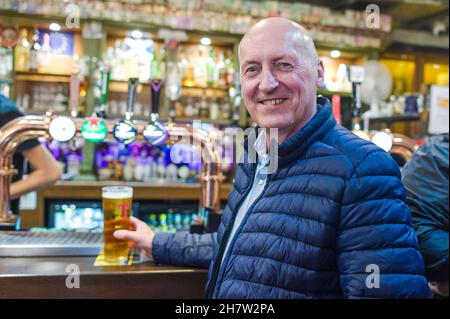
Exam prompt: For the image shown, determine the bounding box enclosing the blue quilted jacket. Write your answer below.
[153,96,430,299]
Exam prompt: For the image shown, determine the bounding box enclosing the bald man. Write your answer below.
[115,18,430,299]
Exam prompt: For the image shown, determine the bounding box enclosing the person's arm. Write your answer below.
[338,150,430,298]
[10,144,62,199]
[114,217,218,269]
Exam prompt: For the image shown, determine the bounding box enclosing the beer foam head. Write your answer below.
[102,187,133,199]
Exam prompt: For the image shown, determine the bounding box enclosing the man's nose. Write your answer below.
[259,69,279,93]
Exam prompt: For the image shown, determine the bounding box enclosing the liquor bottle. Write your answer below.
[221,98,231,120]
[123,157,136,181]
[206,48,216,87]
[199,97,209,118]
[216,51,227,88]
[184,96,194,118]
[182,47,195,87]
[177,45,187,81]
[15,29,30,72]
[113,159,124,181]
[225,49,235,86]
[157,154,166,180]
[194,47,207,88]
[210,97,220,121]
[38,32,52,68]
[29,28,40,72]
[134,155,145,182]
[150,49,161,80]
[111,40,125,81]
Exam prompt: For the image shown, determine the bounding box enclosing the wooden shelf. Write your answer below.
[169,117,233,126]
[367,113,421,122]
[0,10,387,52]
[110,80,230,91]
[318,89,352,97]
[15,71,71,83]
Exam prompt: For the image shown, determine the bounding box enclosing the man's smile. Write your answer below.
[258,98,288,106]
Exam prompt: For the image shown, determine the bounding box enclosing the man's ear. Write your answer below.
[316,59,325,88]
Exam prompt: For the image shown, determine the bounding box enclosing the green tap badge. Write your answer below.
[81,113,108,143]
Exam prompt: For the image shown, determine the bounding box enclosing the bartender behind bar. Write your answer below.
[0,94,62,217]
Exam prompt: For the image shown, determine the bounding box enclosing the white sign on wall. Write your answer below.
[428,85,449,135]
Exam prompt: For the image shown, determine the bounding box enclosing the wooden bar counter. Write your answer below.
[0,255,208,298]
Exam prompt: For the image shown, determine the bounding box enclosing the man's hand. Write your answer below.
[429,281,449,297]
[114,216,155,259]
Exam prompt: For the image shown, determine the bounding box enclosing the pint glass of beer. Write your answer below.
[102,186,133,263]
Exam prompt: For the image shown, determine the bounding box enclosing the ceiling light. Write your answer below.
[200,37,211,46]
[330,50,341,59]
[49,23,61,32]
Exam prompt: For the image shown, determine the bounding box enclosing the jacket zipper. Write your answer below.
[205,170,272,298]
[204,164,257,298]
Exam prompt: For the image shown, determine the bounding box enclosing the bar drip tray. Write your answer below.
[0,231,103,257]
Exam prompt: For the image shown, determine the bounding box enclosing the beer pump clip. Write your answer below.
[81,68,108,143]
[143,79,168,146]
[113,78,139,145]
[48,72,80,144]
[49,115,77,143]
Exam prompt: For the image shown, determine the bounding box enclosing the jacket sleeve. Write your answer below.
[152,231,218,269]
[402,139,449,282]
[338,150,431,298]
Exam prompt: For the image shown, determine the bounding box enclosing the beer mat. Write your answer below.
[94,251,133,266]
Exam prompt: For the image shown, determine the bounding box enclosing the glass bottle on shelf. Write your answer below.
[165,62,182,101]
[15,29,30,72]
[199,96,209,119]
[178,45,188,81]
[225,49,236,86]
[0,48,12,98]
[38,32,52,68]
[150,49,161,80]
[221,98,231,120]
[210,97,220,121]
[194,47,207,88]
[216,51,227,88]
[184,96,194,118]
[111,40,125,81]
[29,28,40,72]
[182,47,195,87]
[206,48,216,87]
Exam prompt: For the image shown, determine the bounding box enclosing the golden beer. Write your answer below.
[102,186,133,263]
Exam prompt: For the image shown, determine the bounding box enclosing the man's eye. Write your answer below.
[245,66,258,75]
[277,63,293,70]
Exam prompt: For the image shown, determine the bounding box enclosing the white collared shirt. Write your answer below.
[220,129,271,267]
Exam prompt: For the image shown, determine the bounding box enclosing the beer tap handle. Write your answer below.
[348,65,365,131]
[69,73,80,118]
[126,78,138,121]
[98,66,110,119]
[352,82,362,131]
[150,79,163,119]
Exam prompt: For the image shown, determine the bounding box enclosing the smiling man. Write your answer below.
[115,18,430,298]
